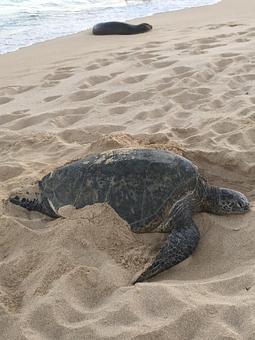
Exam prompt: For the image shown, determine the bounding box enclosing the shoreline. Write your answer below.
[1,0,220,55]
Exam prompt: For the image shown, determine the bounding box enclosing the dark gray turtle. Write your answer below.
[9,148,249,283]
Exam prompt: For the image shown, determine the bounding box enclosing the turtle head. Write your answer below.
[207,187,250,215]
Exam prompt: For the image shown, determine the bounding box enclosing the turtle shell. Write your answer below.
[39,148,199,227]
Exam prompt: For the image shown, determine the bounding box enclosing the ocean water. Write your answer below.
[0,0,220,54]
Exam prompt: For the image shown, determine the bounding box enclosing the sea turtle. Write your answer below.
[9,148,249,283]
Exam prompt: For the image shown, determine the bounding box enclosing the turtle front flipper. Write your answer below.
[133,222,200,284]
[9,195,60,218]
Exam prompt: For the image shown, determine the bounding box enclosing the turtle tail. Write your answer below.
[9,195,60,218]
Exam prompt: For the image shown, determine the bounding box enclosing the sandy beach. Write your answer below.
[0,0,255,338]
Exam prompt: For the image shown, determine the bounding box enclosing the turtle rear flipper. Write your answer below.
[9,195,60,218]
[133,222,200,284]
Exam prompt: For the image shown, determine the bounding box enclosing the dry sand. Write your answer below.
[0,0,255,338]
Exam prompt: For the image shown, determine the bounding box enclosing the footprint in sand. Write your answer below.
[51,115,86,128]
[122,74,148,84]
[195,37,219,44]
[173,66,193,74]
[220,52,240,58]
[86,59,111,70]
[160,77,175,84]
[41,80,60,88]
[43,66,75,83]
[110,71,123,78]
[147,122,167,133]
[173,90,204,109]
[0,111,29,125]
[144,41,162,48]
[238,107,255,117]
[87,75,112,86]
[0,97,14,105]
[237,63,255,72]
[196,87,211,95]
[214,58,234,71]
[103,91,130,104]
[78,83,89,89]
[246,32,255,38]
[109,106,128,115]
[115,54,132,62]
[222,89,242,99]
[149,109,167,119]
[134,111,149,120]
[135,52,159,60]
[44,73,72,81]
[207,22,243,30]
[163,88,184,96]
[190,49,207,55]
[44,95,61,102]
[195,43,227,53]
[120,91,153,104]
[156,82,174,91]
[206,23,227,30]
[192,68,215,82]
[85,63,100,71]
[0,85,35,96]
[233,74,255,85]
[174,42,191,50]
[135,109,166,121]
[211,99,224,109]
[96,58,112,67]
[243,74,255,81]
[235,37,250,43]
[114,51,130,60]
[56,66,76,72]
[153,60,177,69]
[70,90,104,102]
[137,58,156,66]
[173,111,193,120]
[155,55,170,61]
[212,120,238,134]
[237,31,248,36]
[172,127,198,138]
[226,132,248,149]
[12,109,30,115]
[246,27,255,36]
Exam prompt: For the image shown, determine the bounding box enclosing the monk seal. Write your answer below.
[92,21,152,35]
